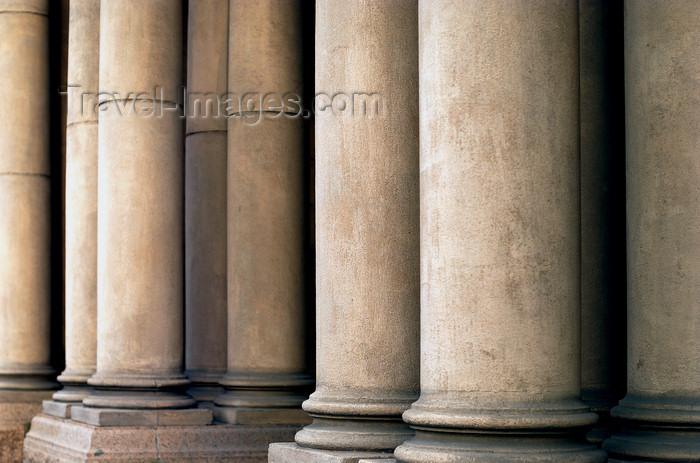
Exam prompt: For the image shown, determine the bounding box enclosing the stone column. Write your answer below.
[213,0,312,426]
[68,0,206,421]
[185,0,228,407]
[602,2,700,461]
[394,2,605,462]
[579,0,626,445]
[0,0,56,458]
[44,0,100,417]
[270,1,420,461]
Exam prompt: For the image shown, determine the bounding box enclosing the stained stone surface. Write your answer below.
[24,414,302,463]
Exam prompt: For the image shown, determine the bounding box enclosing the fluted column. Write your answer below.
[49,0,99,410]
[579,0,626,444]
[185,0,228,406]
[72,0,205,419]
[213,0,312,425]
[395,2,605,462]
[602,2,700,461]
[274,0,420,458]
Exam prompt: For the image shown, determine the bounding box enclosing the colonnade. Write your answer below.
[0,0,693,462]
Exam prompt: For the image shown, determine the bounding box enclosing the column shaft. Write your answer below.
[82,0,192,410]
[185,0,228,405]
[603,1,700,461]
[293,0,420,453]
[395,2,604,461]
[0,0,55,390]
[53,0,100,405]
[214,0,312,424]
[578,0,627,444]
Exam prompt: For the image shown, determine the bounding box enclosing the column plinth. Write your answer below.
[394,2,605,462]
[602,1,700,461]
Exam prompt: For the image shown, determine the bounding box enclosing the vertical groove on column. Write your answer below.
[52,0,100,405]
[292,0,420,453]
[578,0,627,445]
[395,1,606,462]
[602,1,700,461]
[184,0,228,407]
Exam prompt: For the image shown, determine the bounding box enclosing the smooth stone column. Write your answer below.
[185,0,228,407]
[71,0,207,423]
[46,0,100,416]
[273,1,421,460]
[0,0,57,458]
[214,0,312,426]
[394,2,605,462]
[0,0,55,392]
[579,0,626,445]
[602,2,700,461]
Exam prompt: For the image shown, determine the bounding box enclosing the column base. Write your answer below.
[295,417,413,452]
[24,414,305,462]
[269,442,395,463]
[70,405,212,427]
[602,395,700,462]
[603,427,700,462]
[42,400,75,419]
[394,431,607,463]
[0,390,55,462]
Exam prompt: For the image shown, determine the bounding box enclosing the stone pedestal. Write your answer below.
[602,1,700,461]
[274,1,420,461]
[0,0,57,458]
[184,0,229,407]
[24,414,301,462]
[578,0,627,445]
[393,2,605,462]
[213,0,312,432]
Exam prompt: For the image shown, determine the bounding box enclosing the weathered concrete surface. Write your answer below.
[603,1,700,461]
[395,1,604,461]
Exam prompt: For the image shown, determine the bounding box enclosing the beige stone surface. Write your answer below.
[25,414,302,462]
[395,1,603,461]
[85,0,190,407]
[98,0,181,103]
[185,0,228,404]
[0,0,54,391]
[57,0,99,400]
[603,1,700,461]
[228,0,302,100]
[0,3,49,175]
[291,0,419,454]
[215,0,311,426]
